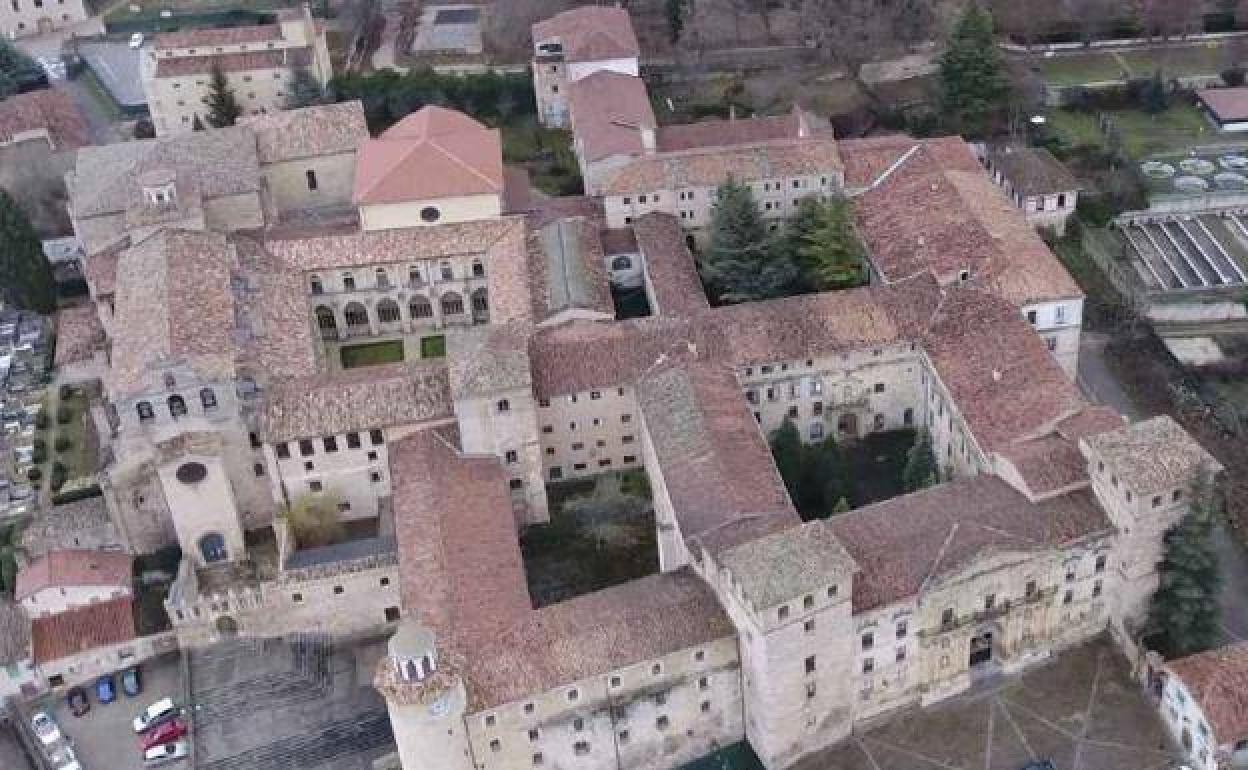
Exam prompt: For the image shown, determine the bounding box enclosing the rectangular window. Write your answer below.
[941,608,954,627]
[299,439,314,457]
[862,658,874,674]
[805,655,816,674]
[370,429,384,445]
[323,436,338,453]
[276,443,290,459]
[309,480,323,492]
[861,632,873,650]
[896,620,907,638]
[346,432,361,449]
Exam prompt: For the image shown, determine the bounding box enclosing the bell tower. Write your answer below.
[374,621,476,770]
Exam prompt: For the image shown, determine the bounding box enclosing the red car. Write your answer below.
[139,717,187,751]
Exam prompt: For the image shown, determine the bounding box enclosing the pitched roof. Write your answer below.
[110,229,238,398]
[631,212,709,317]
[229,235,319,382]
[996,406,1124,500]
[1166,641,1248,741]
[240,101,368,163]
[827,476,1113,612]
[153,46,312,77]
[460,569,733,711]
[717,522,855,610]
[529,217,614,321]
[637,364,801,544]
[15,549,132,601]
[985,144,1078,197]
[30,596,137,664]
[654,109,823,153]
[0,88,88,150]
[566,71,655,163]
[531,6,640,63]
[258,362,452,442]
[264,216,520,270]
[1197,86,1248,123]
[600,139,844,196]
[53,304,105,367]
[1082,415,1223,496]
[353,106,503,204]
[70,127,260,219]
[155,23,282,49]
[447,322,534,399]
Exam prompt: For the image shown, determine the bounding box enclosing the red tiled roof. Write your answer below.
[30,596,136,664]
[632,212,709,317]
[531,7,640,63]
[827,477,1112,612]
[155,23,282,49]
[15,549,132,602]
[654,109,821,152]
[1166,641,1248,742]
[566,71,655,162]
[154,46,311,77]
[1198,87,1248,123]
[0,88,88,150]
[353,106,503,204]
[53,305,105,368]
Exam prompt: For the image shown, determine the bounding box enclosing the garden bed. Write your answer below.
[340,340,405,369]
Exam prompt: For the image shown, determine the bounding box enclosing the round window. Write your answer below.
[420,206,441,223]
[175,461,207,484]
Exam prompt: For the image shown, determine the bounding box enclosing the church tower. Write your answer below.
[374,621,476,770]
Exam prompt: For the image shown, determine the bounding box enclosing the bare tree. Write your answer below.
[800,0,930,73]
[989,0,1059,48]
[1067,0,1119,44]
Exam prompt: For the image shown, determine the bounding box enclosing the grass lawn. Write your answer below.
[43,389,97,495]
[679,743,765,770]
[1032,41,1231,87]
[1047,103,1212,158]
[1035,52,1128,86]
[419,335,445,359]
[340,340,404,369]
[1117,43,1227,79]
[844,429,916,508]
[500,116,582,196]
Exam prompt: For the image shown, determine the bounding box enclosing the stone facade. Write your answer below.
[0,0,88,38]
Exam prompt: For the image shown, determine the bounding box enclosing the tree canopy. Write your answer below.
[701,178,798,303]
[0,189,56,313]
[286,67,326,109]
[1148,480,1223,658]
[768,419,854,519]
[939,4,1011,138]
[202,63,242,128]
[902,428,938,492]
[0,39,43,99]
[329,68,534,133]
[793,196,867,291]
[284,493,345,549]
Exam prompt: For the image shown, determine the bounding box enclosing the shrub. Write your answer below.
[58,384,73,401]
[133,119,156,139]
[33,412,48,430]
[49,462,67,492]
[55,404,72,424]
[31,439,46,465]
[26,467,41,482]
[51,484,102,505]
[53,435,71,452]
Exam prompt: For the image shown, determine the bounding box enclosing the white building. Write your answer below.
[1159,641,1248,770]
[0,0,88,39]
[530,6,640,128]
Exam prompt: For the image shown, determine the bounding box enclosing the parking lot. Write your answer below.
[34,652,183,770]
[797,636,1184,770]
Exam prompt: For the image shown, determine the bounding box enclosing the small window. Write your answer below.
[861,632,873,650]
[505,450,518,464]
[528,728,539,742]
[896,620,907,638]
[299,439,315,457]
[1025,580,1037,597]
[573,717,584,731]
[1095,554,1107,573]
[656,715,669,730]
[805,655,816,674]
[489,739,501,752]
[324,436,338,453]
[276,443,290,459]
[862,658,874,674]
[253,463,265,477]
[200,388,218,410]
[306,170,318,190]
[509,479,523,490]
[778,605,789,621]
[370,429,384,445]
[941,608,954,626]
[137,401,155,421]
[420,206,441,223]
[497,399,510,413]
[309,480,323,492]
[346,432,361,449]
[1063,590,1073,605]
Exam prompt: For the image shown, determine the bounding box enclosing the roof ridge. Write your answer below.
[920,521,960,593]
[428,135,502,191]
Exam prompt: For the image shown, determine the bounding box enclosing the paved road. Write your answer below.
[1078,331,1248,644]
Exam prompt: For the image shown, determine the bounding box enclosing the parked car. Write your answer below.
[30,711,61,746]
[95,673,116,704]
[49,744,79,770]
[140,717,188,751]
[133,697,179,733]
[143,740,189,765]
[122,665,142,697]
[67,686,90,717]
[128,32,145,48]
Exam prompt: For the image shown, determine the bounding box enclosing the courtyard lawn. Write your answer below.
[1031,41,1233,88]
[1035,52,1128,86]
[340,340,404,369]
[419,334,446,359]
[845,429,916,509]
[1046,108,1104,149]
[1047,103,1213,158]
[1117,43,1228,79]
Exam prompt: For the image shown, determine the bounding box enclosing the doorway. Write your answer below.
[969,631,994,667]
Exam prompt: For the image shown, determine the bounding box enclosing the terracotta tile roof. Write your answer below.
[83,241,122,296]
[599,138,844,196]
[524,195,604,229]
[154,46,311,77]
[258,362,452,443]
[1198,87,1248,123]
[502,165,533,215]
[718,522,855,609]
[631,212,709,316]
[230,235,319,381]
[0,88,88,150]
[921,288,1084,453]
[0,600,30,665]
[448,322,534,399]
[155,23,282,49]
[566,71,655,163]
[53,304,105,367]
[528,217,614,322]
[637,363,800,543]
[531,6,640,63]
[852,137,1082,306]
[836,134,916,189]
[389,428,532,657]
[985,144,1078,197]
[70,126,260,219]
[1166,641,1248,742]
[827,476,1113,612]
[996,406,1124,500]
[265,216,520,270]
[110,229,238,398]
[30,596,137,664]
[599,226,637,255]
[654,109,826,152]
[240,101,368,163]
[1082,415,1223,497]
[353,106,503,204]
[461,568,733,711]
[15,549,132,602]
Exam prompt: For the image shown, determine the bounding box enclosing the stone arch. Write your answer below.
[409,295,433,319]
[440,292,464,316]
[315,305,337,339]
[343,301,369,331]
[470,287,489,322]
[377,298,401,323]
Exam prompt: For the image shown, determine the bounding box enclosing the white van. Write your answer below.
[133,697,178,733]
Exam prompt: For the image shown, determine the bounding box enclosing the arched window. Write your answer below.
[342,272,356,292]
[344,302,368,328]
[136,401,154,421]
[315,305,337,335]
[471,288,489,321]
[441,292,464,315]
[403,659,419,681]
[199,532,227,563]
[200,388,217,411]
[421,656,434,677]
[471,259,485,278]
[375,268,391,289]
[439,262,453,281]
[377,298,400,323]
[309,275,323,295]
[168,394,187,418]
[409,296,433,319]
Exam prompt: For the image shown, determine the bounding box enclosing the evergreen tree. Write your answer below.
[0,189,56,313]
[808,435,853,514]
[769,418,805,506]
[0,520,21,596]
[1148,479,1223,658]
[1139,70,1170,114]
[202,63,242,128]
[831,497,851,514]
[902,429,938,492]
[701,178,797,303]
[666,0,687,42]
[287,67,326,109]
[938,4,1010,138]
[797,197,867,290]
[0,39,41,99]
